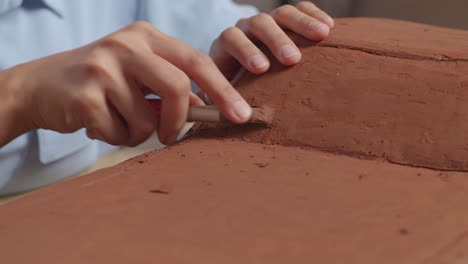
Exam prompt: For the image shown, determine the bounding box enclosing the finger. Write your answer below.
[214,27,270,74]
[190,92,205,106]
[244,13,302,65]
[144,27,252,124]
[126,52,191,145]
[296,1,334,28]
[103,63,157,147]
[81,89,129,145]
[272,5,330,41]
[235,18,249,28]
[196,89,212,105]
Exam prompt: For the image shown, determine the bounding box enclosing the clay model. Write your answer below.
[1,18,468,263]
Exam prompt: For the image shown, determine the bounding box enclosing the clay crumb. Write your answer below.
[180,153,186,158]
[358,174,367,181]
[255,162,270,168]
[399,228,410,236]
[138,160,145,164]
[241,136,252,142]
[149,189,170,195]
[149,184,172,195]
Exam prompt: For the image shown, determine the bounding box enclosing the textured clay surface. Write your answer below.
[197,18,468,171]
[1,139,468,263]
[1,18,468,263]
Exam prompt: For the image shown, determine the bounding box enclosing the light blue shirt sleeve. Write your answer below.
[0,0,258,194]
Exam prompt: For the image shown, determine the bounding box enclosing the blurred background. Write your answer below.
[235,0,468,30]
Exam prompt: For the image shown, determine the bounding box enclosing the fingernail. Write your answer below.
[250,55,269,70]
[279,44,301,61]
[307,21,330,39]
[324,17,335,28]
[232,99,252,122]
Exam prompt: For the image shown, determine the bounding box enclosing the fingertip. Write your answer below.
[279,44,302,65]
[325,17,335,29]
[315,23,331,40]
[249,54,271,73]
[229,99,252,123]
[306,21,330,41]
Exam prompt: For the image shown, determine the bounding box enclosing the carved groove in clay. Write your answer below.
[317,43,468,62]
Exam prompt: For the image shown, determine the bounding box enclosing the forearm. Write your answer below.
[0,67,33,147]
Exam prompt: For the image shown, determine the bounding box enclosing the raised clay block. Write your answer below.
[198,18,468,171]
[1,18,468,263]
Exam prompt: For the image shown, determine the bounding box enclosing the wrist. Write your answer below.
[0,66,35,147]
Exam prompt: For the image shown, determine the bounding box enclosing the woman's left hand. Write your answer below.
[210,1,334,80]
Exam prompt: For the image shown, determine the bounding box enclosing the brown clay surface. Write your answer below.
[1,139,468,263]
[197,18,468,171]
[2,18,468,263]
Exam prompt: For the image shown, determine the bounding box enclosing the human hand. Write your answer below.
[210,1,334,79]
[1,22,252,147]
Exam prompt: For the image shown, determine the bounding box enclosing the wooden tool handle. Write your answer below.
[146,98,226,123]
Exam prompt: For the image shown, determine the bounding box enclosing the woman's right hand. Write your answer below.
[0,21,252,147]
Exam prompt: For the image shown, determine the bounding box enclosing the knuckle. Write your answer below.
[248,13,274,31]
[72,95,103,131]
[73,90,102,114]
[127,20,156,35]
[255,12,272,22]
[235,18,248,28]
[186,50,213,68]
[271,4,295,18]
[219,27,240,43]
[98,35,135,56]
[169,75,191,98]
[296,1,317,10]
[102,125,130,146]
[81,60,110,81]
[296,1,309,8]
[137,120,156,138]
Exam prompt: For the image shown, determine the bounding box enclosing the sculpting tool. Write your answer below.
[146,98,274,126]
